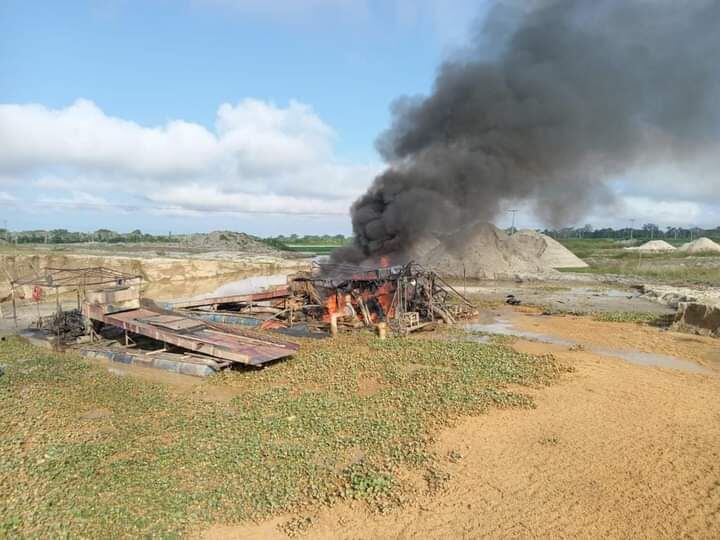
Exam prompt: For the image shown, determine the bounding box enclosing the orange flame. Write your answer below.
[322,282,396,323]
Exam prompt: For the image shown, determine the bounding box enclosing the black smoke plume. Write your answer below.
[335,0,720,263]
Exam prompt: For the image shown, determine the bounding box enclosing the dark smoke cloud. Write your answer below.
[336,0,720,263]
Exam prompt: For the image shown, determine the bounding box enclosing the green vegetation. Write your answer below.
[263,234,351,255]
[543,224,720,243]
[556,238,621,259]
[0,333,564,537]
[281,244,340,254]
[266,234,349,246]
[554,237,720,285]
[0,228,175,244]
[0,229,351,256]
[559,258,720,285]
[537,306,674,327]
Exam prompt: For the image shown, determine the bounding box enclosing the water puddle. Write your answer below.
[592,348,710,374]
[167,273,289,305]
[465,318,712,375]
[466,320,575,346]
[570,287,637,298]
[209,273,288,297]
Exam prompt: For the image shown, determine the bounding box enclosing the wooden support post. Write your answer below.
[377,322,387,340]
[330,313,339,337]
[12,286,17,328]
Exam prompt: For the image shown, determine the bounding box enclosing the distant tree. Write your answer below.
[643,223,660,239]
[94,229,116,242]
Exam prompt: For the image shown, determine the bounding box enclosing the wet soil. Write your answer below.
[468,310,714,374]
[458,280,674,315]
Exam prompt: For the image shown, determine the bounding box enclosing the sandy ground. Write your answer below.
[201,311,720,539]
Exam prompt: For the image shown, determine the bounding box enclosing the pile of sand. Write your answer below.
[678,237,720,254]
[625,240,676,253]
[186,231,276,253]
[412,223,571,279]
[510,230,589,269]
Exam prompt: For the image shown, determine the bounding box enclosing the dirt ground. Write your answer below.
[201,310,720,539]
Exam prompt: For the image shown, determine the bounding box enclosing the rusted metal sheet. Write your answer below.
[135,314,206,332]
[165,287,290,310]
[84,305,297,366]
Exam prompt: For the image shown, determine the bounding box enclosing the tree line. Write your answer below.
[0,229,174,244]
[541,224,720,241]
[2,226,718,245]
[0,229,352,246]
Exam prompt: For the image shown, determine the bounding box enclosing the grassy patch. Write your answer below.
[538,306,673,327]
[281,245,338,255]
[573,262,720,284]
[0,333,565,537]
[557,238,620,259]
[553,238,720,285]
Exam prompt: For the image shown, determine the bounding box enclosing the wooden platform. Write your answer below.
[83,305,298,366]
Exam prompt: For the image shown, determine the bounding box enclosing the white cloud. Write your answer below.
[619,197,704,226]
[147,184,349,215]
[0,98,380,216]
[0,191,17,203]
[0,100,218,177]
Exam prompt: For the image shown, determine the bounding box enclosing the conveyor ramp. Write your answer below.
[84,305,297,366]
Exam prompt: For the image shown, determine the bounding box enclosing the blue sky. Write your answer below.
[1,0,717,235]
[2,0,471,161]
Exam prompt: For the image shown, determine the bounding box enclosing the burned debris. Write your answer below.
[5,267,298,374]
[284,262,477,335]
[2,262,476,377]
[172,262,477,337]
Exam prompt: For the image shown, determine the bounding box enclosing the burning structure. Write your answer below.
[173,262,477,336]
[3,262,473,379]
[287,262,476,334]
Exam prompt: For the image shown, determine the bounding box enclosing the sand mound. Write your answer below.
[678,237,720,254]
[510,230,589,268]
[413,223,558,280]
[625,240,676,253]
[186,231,276,253]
